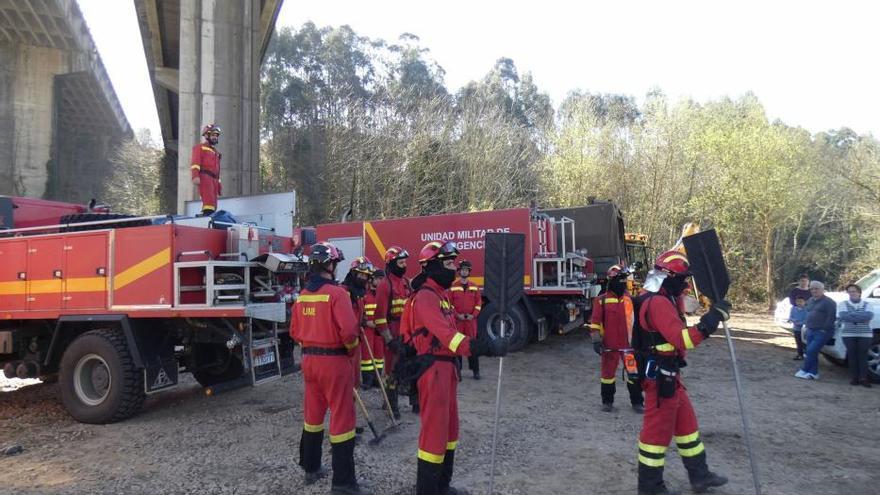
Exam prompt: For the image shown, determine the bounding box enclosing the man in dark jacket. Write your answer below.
[796,281,837,380]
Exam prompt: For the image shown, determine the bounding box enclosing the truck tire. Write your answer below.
[59,213,151,232]
[478,302,532,352]
[59,329,145,424]
[868,334,880,383]
[192,344,245,387]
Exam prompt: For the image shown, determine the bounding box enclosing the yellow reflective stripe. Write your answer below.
[65,277,107,293]
[190,164,201,169]
[662,253,688,264]
[201,146,214,152]
[588,323,603,331]
[330,429,356,443]
[365,304,377,309]
[202,205,215,211]
[450,287,464,292]
[303,422,324,433]
[114,248,171,290]
[673,432,700,444]
[27,280,62,294]
[654,343,675,352]
[344,338,359,350]
[364,222,388,261]
[375,318,388,325]
[440,300,451,309]
[449,333,466,353]
[601,297,620,304]
[600,377,616,384]
[638,454,665,467]
[639,442,668,454]
[297,294,330,303]
[392,298,407,305]
[678,443,705,457]
[474,306,482,311]
[0,281,26,295]
[365,311,375,316]
[446,440,458,450]
[418,449,445,464]
[682,329,695,350]
[468,286,479,291]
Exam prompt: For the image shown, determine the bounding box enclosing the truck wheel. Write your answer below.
[59,329,145,424]
[868,335,880,383]
[479,303,532,352]
[192,345,245,387]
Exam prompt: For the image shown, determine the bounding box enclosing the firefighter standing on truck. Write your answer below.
[403,241,508,495]
[361,269,385,389]
[375,246,412,418]
[290,242,371,495]
[589,264,644,413]
[447,260,483,379]
[634,250,730,495]
[341,256,374,390]
[190,124,222,215]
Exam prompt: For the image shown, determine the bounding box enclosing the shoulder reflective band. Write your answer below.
[298,294,330,303]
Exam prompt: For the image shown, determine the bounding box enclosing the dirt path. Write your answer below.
[2,313,878,494]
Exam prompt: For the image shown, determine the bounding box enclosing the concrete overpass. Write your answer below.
[134,0,283,212]
[0,0,131,202]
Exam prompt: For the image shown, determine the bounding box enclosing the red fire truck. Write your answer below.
[310,203,628,351]
[0,195,303,423]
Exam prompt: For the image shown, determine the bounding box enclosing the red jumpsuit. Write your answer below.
[362,288,385,375]
[290,280,360,483]
[636,289,712,491]
[588,291,642,406]
[448,280,482,375]
[402,279,475,494]
[374,272,411,376]
[190,142,222,212]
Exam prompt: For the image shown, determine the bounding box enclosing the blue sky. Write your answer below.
[79,0,880,144]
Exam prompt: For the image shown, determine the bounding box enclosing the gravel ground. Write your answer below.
[2,312,879,494]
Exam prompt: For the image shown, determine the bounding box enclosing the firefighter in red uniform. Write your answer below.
[190,124,222,215]
[341,256,374,390]
[375,246,412,418]
[447,260,483,379]
[634,250,730,495]
[361,269,385,389]
[589,264,644,413]
[403,241,508,495]
[290,242,371,495]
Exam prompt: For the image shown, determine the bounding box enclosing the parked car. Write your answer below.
[774,269,880,380]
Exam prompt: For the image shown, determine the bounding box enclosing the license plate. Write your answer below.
[253,348,276,366]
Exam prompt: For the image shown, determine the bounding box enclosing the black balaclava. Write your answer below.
[608,278,627,296]
[661,274,688,297]
[387,260,406,278]
[425,259,456,289]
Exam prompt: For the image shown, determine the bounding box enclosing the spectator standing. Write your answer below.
[789,297,808,360]
[837,284,875,387]
[796,281,837,380]
[788,274,811,305]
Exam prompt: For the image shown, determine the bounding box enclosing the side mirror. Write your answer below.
[871,287,880,299]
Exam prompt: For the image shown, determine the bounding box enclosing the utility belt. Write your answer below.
[642,354,686,399]
[301,346,347,356]
[199,169,219,179]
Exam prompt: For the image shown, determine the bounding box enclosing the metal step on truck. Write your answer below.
[0,193,304,423]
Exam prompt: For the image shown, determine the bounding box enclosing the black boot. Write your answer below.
[299,428,325,484]
[682,451,728,493]
[330,438,372,494]
[601,381,616,411]
[638,462,679,495]
[438,449,470,495]
[416,458,443,495]
[627,378,644,413]
[361,371,374,390]
[387,387,401,420]
[468,355,480,380]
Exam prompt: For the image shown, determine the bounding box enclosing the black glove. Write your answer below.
[712,299,732,321]
[469,337,489,357]
[488,336,510,357]
[387,337,402,354]
[698,310,722,338]
[592,341,603,355]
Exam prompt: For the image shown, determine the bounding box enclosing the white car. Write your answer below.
[774,269,880,380]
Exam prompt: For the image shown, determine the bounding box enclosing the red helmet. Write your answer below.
[419,241,460,264]
[309,242,344,267]
[384,246,409,264]
[654,250,691,276]
[607,264,626,278]
[350,256,374,275]
[201,123,222,137]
